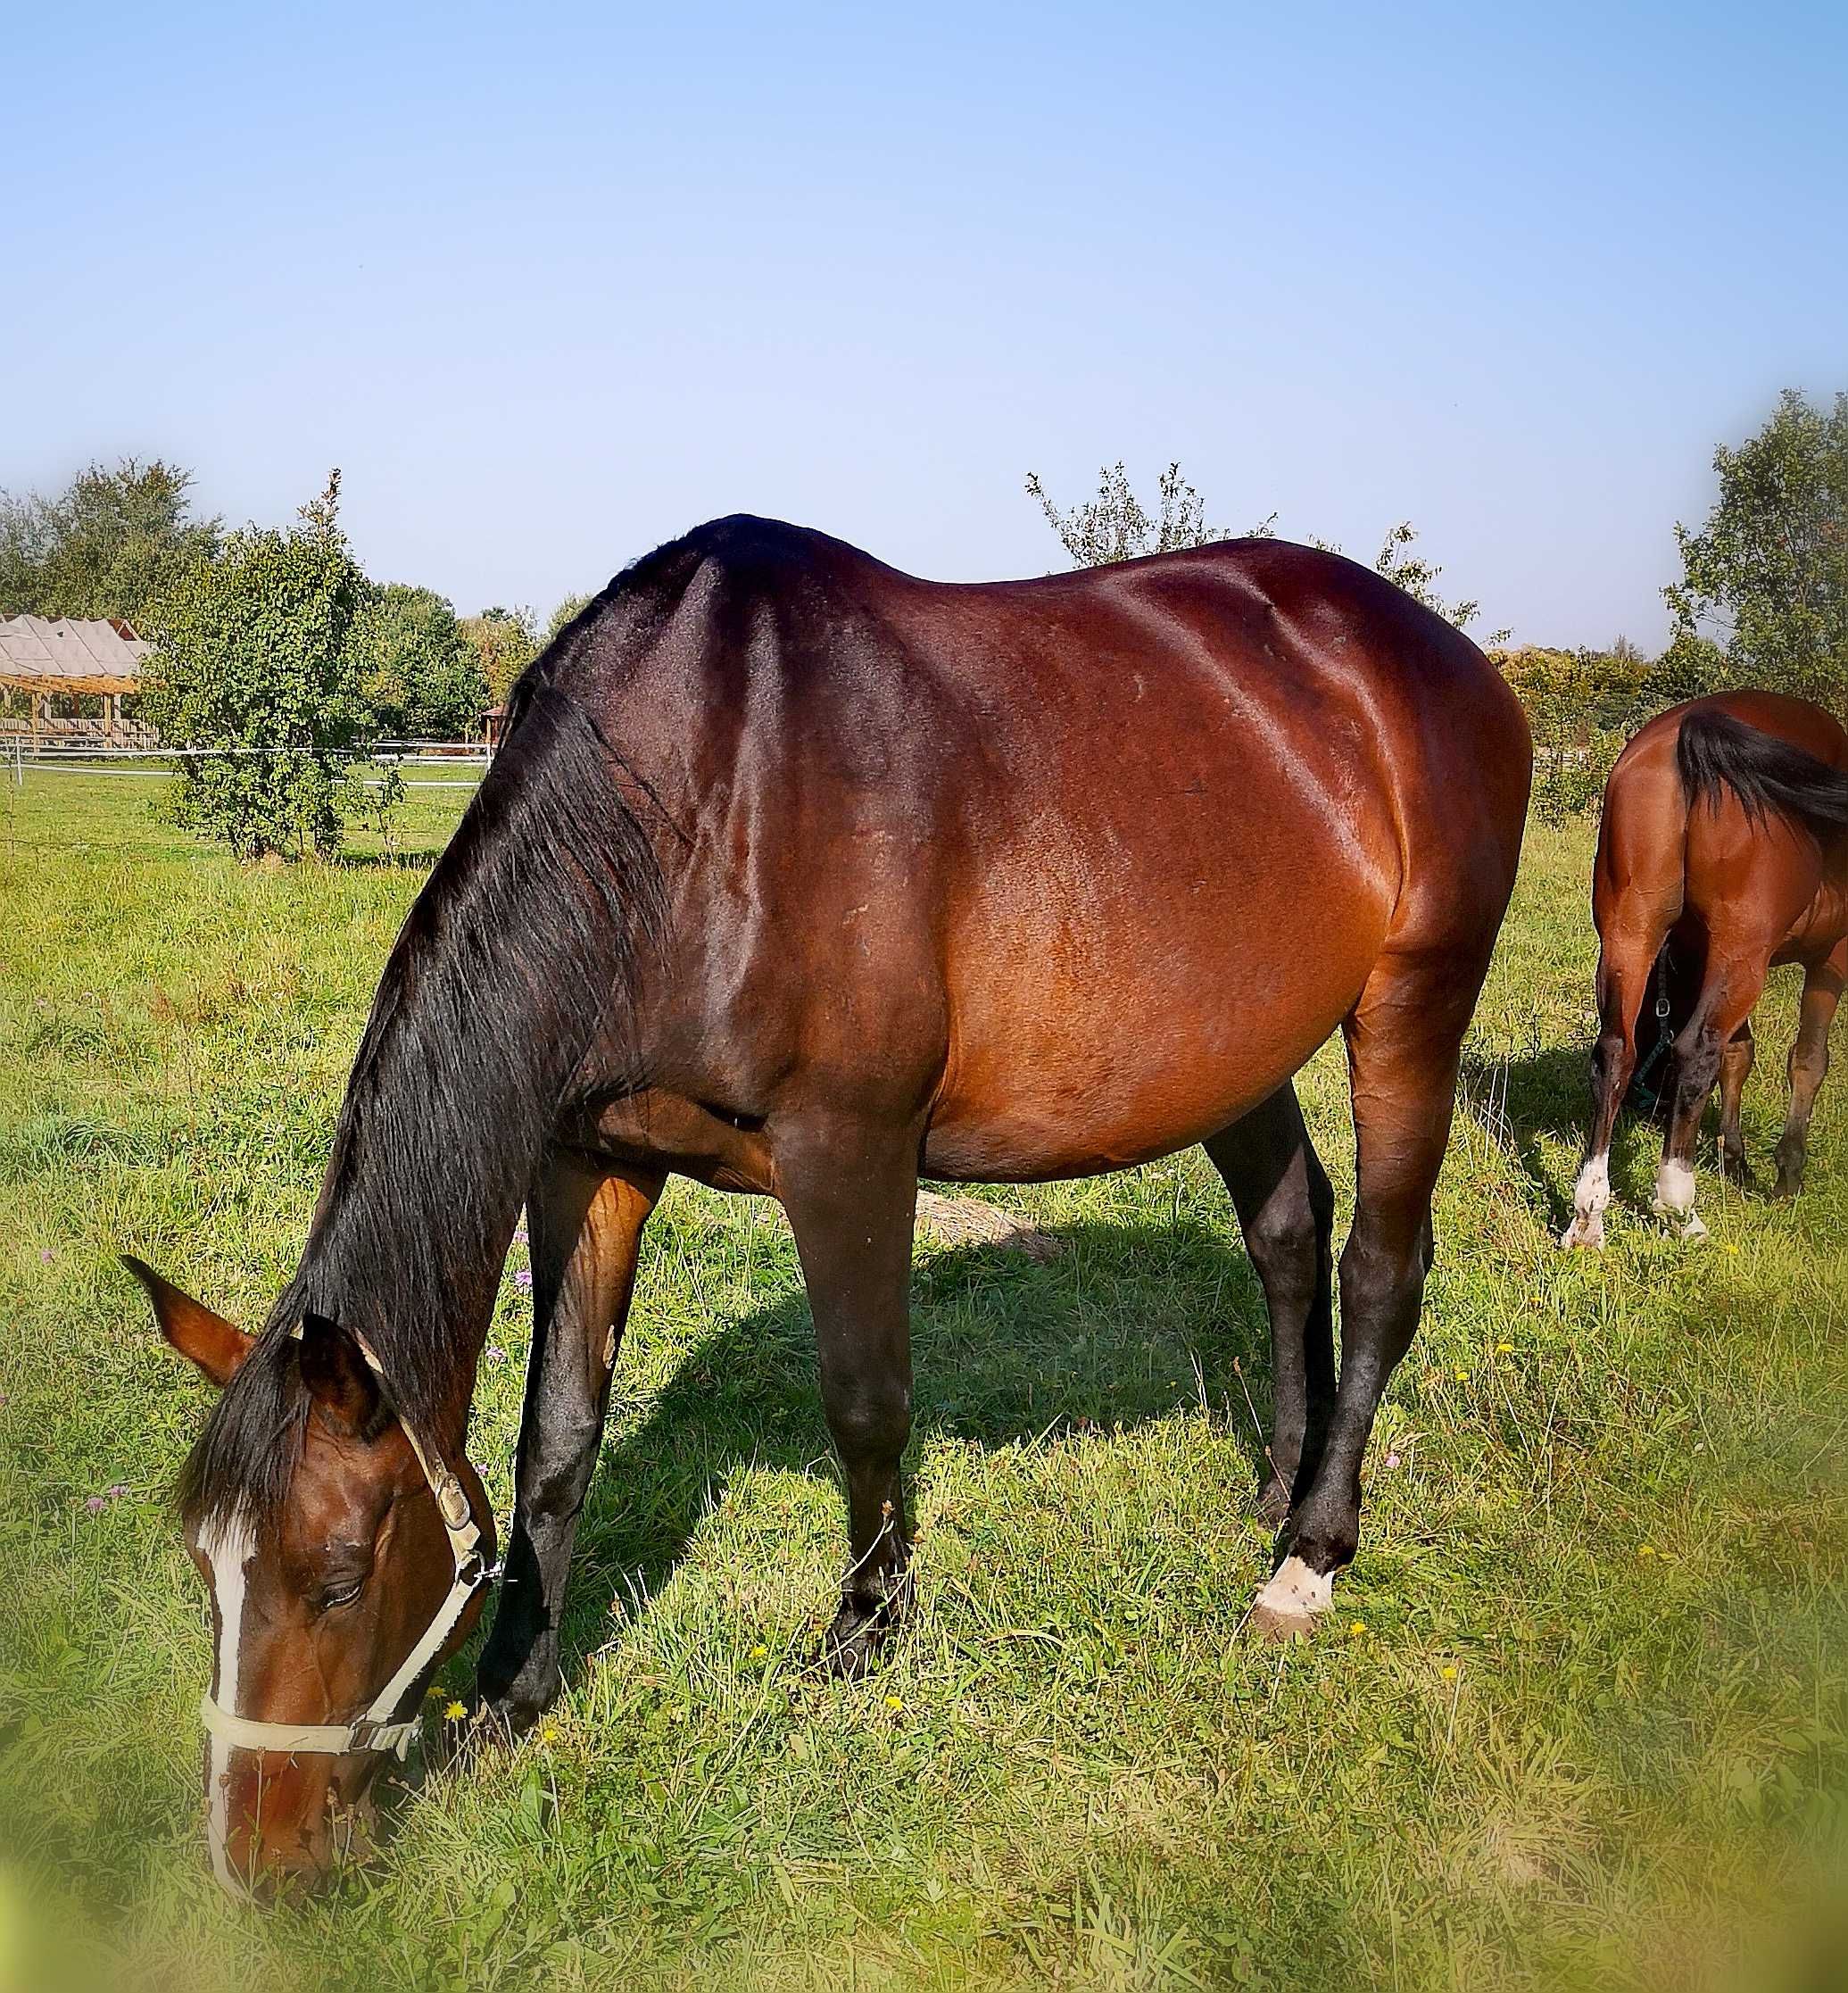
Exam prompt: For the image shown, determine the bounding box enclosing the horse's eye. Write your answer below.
[320,1579,364,1612]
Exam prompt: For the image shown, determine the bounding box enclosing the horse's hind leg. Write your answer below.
[478,1157,662,1731]
[1253,953,1477,1639]
[1717,1017,1756,1184]
[1653,946,1769,1239]
[1773,940,1844,1200]
[1562,923,1672,1248]
[1204,1085,1335,1528]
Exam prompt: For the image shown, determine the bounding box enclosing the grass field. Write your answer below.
[2,772,1845,1992]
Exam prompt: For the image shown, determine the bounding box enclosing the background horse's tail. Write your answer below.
[1676,706,1848,846]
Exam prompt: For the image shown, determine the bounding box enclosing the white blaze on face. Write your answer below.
[1255,1554,1333,1622]
[198,1514,255,1893]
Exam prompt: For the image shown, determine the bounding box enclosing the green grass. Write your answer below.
[1,771,1844,1992]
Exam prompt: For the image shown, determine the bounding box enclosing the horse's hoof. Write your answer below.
[818,1594,902,1678]
[1250,1599,1318,1642]
[1248,1554,1332,1644]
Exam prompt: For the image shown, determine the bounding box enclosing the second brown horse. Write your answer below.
[133,519,1529,1893]
[1562,691,1848,1247]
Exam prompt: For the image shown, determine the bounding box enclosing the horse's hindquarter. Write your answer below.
[908,561,1423,1180]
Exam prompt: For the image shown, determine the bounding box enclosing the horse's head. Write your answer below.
[125,1258,494,1898]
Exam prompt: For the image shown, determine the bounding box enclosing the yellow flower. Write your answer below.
[885,1696,905,1711]
[426,1684,446,1701]
[443,1700,467,1722]
[750,1645,768,1661]
[1496,1342,1513,1354]
[1454,1370,1471,1383]
[1348,1621,1366,1637]
[1440,1665,1457,1682]
[1637,1544,1656,1558]
[540,1723,559,1745]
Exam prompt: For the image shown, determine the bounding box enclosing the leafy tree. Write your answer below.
[349,584,486,739]
[546,591,593,641]
[1023,461,1502,640]
[1024,461,1266,566]
[1665,390,1848,718]
[0,459,220,623]
[458,605,540,706]
[139,472,396,860]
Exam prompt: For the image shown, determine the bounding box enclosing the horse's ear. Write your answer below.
[298,1313,384,1435]
[122,1256,253,1388]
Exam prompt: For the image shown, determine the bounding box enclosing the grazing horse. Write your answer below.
[1562,691,1848,1249]
[128,517,1529,1895]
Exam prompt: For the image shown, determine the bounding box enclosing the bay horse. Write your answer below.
[1562,691,1848,1249]
[127,517,1529,1895]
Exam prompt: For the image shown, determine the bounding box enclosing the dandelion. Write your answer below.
[1454,1369,1471,1383]
[443,1700,467,1722]
[885,1696,905,1712]
[426,1684,446,1700]
[750,1645,768,1661]
[1440,1665,1457,1682]
[1637,1544,1656,1558]
[1496,1343,1513,1354]
[540,1723,559,1745]
[1348,1621,1366,1637]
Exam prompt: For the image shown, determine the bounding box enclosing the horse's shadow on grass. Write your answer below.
[1461,1042,1672,1230]
[515,1215,1274,1695]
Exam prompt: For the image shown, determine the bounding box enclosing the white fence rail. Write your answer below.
[7,740,490,789]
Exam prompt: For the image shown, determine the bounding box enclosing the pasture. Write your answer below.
[1,774,1844,1992]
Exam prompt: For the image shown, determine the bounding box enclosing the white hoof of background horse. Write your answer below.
[1250,1556,1332,1642]
[1560,1155,1611,1250]
[1651,1158,1708,1240]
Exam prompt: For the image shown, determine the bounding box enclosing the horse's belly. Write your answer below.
[922,890,1380,1183]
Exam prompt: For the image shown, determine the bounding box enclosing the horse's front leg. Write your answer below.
[779,1115,919,1676]
[477,1156,662,1731]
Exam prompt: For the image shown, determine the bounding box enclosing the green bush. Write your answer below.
[139,473,399,860]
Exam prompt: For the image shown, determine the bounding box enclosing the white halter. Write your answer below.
[198,1329,494,1762]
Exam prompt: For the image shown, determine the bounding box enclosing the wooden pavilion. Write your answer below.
[0,615,152,743]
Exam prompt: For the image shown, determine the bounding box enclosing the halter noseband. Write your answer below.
[198,1328,494,1762]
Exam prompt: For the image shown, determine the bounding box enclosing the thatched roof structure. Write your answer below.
[0,615,150,697]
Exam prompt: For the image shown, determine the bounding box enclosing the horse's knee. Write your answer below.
[823,1382,912,1466]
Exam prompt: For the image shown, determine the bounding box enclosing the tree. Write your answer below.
[0,459,220,623]
[458,605,540,707]
[1665,390,1848,718]
[349,584,487,740]
[1024,461,1265,567]
[546,591,593,641]
[139,472,395,860]
[1023,461,1503,640]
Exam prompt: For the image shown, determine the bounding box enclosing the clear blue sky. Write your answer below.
[5,1,1844,647]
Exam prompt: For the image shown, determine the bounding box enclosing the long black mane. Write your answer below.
[178,670,666,1534]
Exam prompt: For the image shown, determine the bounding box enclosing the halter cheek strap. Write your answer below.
[199,1329,495,1762]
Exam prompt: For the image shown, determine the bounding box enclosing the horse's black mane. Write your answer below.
[178,663,667,1535]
